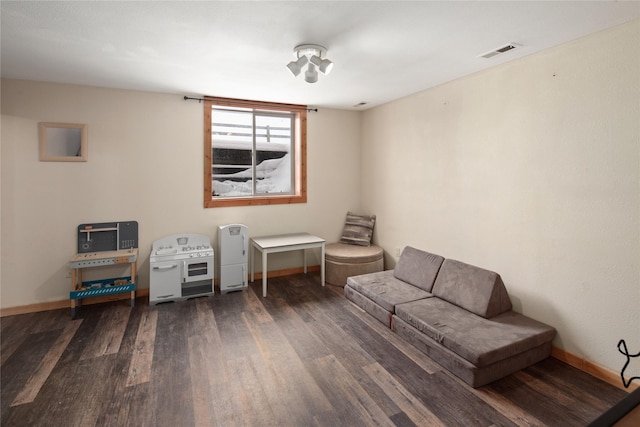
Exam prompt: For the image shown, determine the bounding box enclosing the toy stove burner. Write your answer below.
[150,234,213,261]
[182,244,211,252]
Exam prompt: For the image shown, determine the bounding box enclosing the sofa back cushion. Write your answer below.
[432,259,512,318]
[393,246,444,292]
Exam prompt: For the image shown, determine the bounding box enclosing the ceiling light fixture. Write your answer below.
[286,55,308,77]
[305,63,318,83]
[287,44,333,83]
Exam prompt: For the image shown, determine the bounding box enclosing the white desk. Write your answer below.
[250,233,325,297]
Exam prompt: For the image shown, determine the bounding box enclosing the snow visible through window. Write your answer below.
[212,153,291,196]
[211,109,293,197]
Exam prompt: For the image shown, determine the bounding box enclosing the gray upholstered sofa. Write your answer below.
[344,246,556,387]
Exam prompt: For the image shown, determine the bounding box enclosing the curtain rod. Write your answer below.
[184,96,205,103]
[183,96,318,112]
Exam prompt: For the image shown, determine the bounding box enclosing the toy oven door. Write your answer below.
[181,258,213,284]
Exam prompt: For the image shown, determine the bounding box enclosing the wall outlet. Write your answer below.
[395,247,401,257]
[65,269,72,278]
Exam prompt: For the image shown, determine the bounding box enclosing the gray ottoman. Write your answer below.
[325,242,384,287]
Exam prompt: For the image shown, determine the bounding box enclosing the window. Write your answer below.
[203,97,307,208]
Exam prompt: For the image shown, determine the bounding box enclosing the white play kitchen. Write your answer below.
[149,233,215,304]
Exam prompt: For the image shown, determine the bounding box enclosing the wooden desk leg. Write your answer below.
[130,260,137,307]
[70,268,77,318]
[77,269,83,308]
[262,251,268,298]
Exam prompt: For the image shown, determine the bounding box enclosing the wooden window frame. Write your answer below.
[204,96,307,208]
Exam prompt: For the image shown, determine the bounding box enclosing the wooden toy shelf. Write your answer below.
[69,248,138,318]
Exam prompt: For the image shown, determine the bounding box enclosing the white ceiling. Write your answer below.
[2,1,639,110]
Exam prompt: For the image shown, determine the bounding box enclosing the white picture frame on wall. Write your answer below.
[39,122,88,162]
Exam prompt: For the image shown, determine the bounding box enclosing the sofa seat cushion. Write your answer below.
[395,298,556,367]
[344,285,394,327]
[392,315,553,388]
[393,246,444,292]
[432,259,512,318]
[346,270,433,313]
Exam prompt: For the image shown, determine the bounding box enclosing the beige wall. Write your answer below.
[2,20,638,376]
[1,80,362,308]
[361,20,640,372]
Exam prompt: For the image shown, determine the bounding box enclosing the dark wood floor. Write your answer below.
[1,273,628,426]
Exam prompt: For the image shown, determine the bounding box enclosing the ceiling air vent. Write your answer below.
[479,43,517,59]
